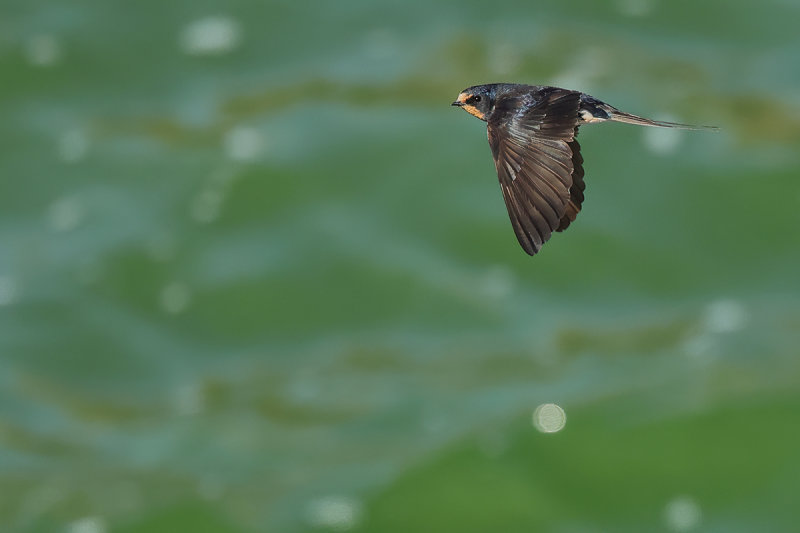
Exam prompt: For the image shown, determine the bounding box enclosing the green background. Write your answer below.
[2,0,799,531]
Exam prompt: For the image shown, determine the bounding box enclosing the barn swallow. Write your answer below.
[452,83,717,256]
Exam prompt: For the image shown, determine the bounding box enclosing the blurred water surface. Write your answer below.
[2,1,800,532]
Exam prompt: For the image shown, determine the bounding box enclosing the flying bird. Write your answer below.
[452,83,716,256]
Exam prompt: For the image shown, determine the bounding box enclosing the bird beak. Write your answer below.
[451,101,464,107]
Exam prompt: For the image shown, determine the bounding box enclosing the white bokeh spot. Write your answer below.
[704,299,748,333]
[306,495,362,531]
[0,276,18,306]
[532,403,567,433]
[664,496,701,532]
[224,126,264,162]
[25,34,62,66]
[67,516,106,533]
[617,0,657,17]
[47,196,83,232]
[643,118,683,155]
[58,129,90,163]
[180,16,242,56]
[160,282,192,314]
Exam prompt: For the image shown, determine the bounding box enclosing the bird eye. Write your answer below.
[471,95,482,103]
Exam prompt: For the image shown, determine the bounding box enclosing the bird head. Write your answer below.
[451,84,497,121]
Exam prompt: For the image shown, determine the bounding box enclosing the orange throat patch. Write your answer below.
[460,104,485,120]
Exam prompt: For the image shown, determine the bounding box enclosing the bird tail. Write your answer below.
[606,109,719,131]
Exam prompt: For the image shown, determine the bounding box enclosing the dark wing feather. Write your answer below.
[487,88,583,255]
[557,130,585,232]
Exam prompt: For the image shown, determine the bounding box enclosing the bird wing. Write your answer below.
[556,133,585,232]
[487,88,583,255]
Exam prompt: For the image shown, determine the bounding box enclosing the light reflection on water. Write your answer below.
[2,1,800,532]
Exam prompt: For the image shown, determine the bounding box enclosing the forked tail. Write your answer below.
[607,109,719,131]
